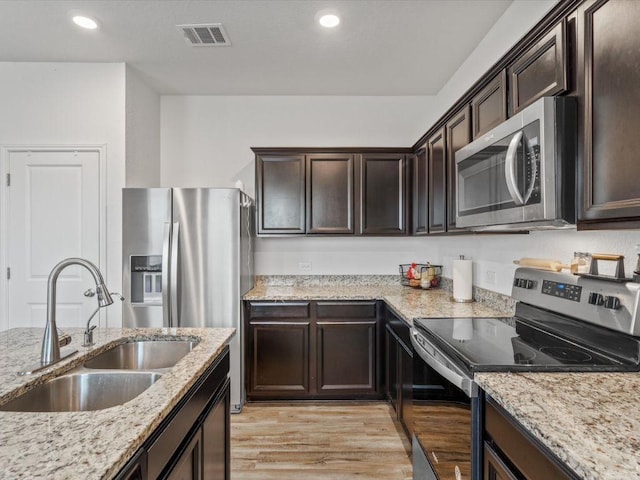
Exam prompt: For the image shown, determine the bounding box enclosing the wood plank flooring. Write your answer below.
[231,402,412,479]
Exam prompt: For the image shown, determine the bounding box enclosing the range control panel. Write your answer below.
[541,280,582,302]
[511,267,640,337]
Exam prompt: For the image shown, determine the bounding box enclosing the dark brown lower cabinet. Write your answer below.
[317,320,376,393]
[167,432,202,480]
[249,321,310,395]
[245,300,381,400]
[115,348,230,480]
[384,309,412,439]
[483,396,577,480]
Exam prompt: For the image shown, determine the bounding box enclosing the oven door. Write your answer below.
[455,117,542,229]
[411,329,478,480]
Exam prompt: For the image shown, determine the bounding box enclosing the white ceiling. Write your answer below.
[0,0,513,95]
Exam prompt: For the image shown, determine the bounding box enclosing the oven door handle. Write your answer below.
[504,130,525,206]
[411,329,477,398]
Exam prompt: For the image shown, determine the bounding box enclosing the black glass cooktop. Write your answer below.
[413,313,640,373]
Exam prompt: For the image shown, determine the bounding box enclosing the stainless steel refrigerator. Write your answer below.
[122,188,254,413]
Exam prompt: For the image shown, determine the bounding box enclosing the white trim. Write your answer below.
[0,144,108,332]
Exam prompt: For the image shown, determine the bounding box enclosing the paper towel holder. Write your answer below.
[453,255,474,303]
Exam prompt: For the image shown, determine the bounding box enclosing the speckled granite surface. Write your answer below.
[476,372,640,480]
[245,280,513,324]
[0,327,234,480]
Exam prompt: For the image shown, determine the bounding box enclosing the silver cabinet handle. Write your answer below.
[161,222,171,328]
[411,330,477,398]
[170,222,180,327]
[504,131,524,206]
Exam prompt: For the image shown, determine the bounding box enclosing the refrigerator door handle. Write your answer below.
[161,222,172,328]
[170,222,180,327]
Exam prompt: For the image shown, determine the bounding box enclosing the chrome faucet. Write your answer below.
[41,257,113,365]
[83,292,124,347]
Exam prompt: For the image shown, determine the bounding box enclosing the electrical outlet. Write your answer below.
[485,270,497,285]
[298,262,312,273]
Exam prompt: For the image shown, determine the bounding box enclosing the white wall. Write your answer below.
[0,62,126,330]
[159,0,640,295]
[160,95,438,276]
[125,66,161,186]
[160,95,435,196]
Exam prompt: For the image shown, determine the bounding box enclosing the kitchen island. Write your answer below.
[0,327,234,480]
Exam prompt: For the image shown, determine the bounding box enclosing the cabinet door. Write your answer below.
[165,431,202,480]
[427,128,447,234]
[484,443,518,480]
[316,301,378,395]
[471,71,507,139]
[398,340,413,438]
[317,320,377,394]
[578,0,640,224]
[508,20,567,115]
[202,383,230,480]
[359,153,408,235]
[256,154,305,234]
[413,146,428,235]
[445,105,472,232]
[306,154,354,234]
[114,450,147,480]
[248,320,310,396]
[385,325,398,410]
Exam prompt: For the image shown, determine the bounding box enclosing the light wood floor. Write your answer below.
[231,402,412,480]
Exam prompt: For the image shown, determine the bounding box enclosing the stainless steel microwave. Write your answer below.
[455,96,576,231]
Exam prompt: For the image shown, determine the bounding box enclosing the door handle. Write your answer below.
[161,222,171,328]
[504,131,524,206]
[170,222,180,327]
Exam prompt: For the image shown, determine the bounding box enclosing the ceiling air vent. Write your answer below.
[178,23,231,46]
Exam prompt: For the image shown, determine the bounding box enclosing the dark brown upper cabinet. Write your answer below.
[306,154,354,234]
[256,154,305,234]
[427,128,447,234]
[412,146,428,235]
[577,0,640,226]
[445,105,472,232]
[471,70,508,139]
[508,20,568,115]
[359,153,408,235]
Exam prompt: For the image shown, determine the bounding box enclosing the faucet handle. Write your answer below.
[84,288,95,298]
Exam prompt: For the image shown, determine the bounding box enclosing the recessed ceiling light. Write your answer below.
[72,15,98,30]
[318,13,340,28]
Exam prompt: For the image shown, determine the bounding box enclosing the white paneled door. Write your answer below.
[6,149,101,329]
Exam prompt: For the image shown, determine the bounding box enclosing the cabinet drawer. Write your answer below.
[248,302,310,319]
[316,301,377,319]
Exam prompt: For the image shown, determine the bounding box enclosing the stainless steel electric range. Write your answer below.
[410,267,640,480]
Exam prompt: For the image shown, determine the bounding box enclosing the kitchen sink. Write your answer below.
[0,372,162,412]
[83,340,197,370]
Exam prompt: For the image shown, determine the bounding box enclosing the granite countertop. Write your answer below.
[476,372,640,480]
[245,283,511,324]
[0,327,234,480]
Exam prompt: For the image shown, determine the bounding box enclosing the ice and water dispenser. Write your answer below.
[129,255,163,304]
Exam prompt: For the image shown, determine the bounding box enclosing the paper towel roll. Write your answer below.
[453,258,473,302]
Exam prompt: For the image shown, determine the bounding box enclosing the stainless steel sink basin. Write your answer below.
[84,340,196,370]
[0,372,162,412]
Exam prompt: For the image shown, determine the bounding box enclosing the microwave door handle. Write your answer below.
[504,131,525,206]
[170,222,180,327]
[522,140,538,203]
[411,330,476,397]
[161,222,171,328]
